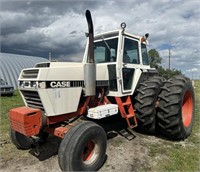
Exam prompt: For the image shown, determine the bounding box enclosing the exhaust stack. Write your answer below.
[86,10,94,63]
[84,10,96,96]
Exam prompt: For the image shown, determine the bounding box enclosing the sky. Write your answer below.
[0,0,200,79]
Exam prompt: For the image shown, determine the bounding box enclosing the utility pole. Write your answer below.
[168,49,171,70]
[49,52,51,61]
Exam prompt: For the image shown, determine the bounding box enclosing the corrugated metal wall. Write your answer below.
[0,53,48,89]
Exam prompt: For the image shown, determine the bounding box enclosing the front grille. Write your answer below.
[21,69,39,79]
[21,90,44,111]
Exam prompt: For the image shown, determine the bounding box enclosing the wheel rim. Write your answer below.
[182,91,193,128]
[82,140,100,165]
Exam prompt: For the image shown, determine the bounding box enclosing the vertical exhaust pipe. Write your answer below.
[86,10,94,63]
[84,10,96,96]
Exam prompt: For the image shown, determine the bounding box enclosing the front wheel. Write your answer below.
[58,121,107,171]
[10,128,33,150]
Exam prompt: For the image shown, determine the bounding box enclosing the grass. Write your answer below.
[145,80,200,172]
[0,91,24,141]
[0,91,29,161]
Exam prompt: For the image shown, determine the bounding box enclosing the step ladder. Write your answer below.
[115,96,138,128]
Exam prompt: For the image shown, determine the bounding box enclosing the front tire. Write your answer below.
[58,121,107,171]
[10,128,33,150]
[157,75,195,140]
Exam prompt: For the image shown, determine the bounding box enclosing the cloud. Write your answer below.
[187,68,199,72]
[0,0,200,78]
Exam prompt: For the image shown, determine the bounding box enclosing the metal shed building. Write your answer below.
[0,53,48,89]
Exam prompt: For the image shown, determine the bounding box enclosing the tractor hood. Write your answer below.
[18,61,109,116]
[47,62,85,81]
[18,62,109,88]
[19,62,85,82]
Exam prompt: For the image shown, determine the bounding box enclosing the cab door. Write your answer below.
[121,37,140,93]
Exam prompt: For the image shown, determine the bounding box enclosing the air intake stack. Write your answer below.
[84,10,96,96]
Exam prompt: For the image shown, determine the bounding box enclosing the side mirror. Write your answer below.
[141,33,149,43]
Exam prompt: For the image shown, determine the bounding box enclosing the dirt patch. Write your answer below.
[0,136,61,172]
[0,128,155,172]
[100,134,151,172]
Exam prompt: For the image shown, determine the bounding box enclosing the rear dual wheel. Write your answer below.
[58,121,107,171]
[157,75,195,140]
[134,76,165,134]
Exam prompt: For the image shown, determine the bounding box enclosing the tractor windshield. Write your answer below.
[94,38,118,63]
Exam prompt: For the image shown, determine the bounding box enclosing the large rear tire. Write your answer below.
[58,121,107,171]
[157,75,195,140]
[134,76,164,134]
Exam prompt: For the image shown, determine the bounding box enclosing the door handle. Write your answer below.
[123,63,127,68]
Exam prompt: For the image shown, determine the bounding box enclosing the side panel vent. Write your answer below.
[21,69,39,79]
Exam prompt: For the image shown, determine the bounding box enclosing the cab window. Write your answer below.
[141,43,149,65]
[123,38,139,64]
[94,38,118,63]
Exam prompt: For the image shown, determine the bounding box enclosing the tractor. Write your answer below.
[9,10,195,171]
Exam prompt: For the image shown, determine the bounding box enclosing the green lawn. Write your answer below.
[0,91,24,141]
[146,80,200,171]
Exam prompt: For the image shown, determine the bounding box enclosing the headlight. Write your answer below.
[38,82,46,88]
[31,81,37,88]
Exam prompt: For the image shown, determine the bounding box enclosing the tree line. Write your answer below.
[148,49,182,79]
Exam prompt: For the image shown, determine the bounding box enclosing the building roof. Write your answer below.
[0,53,48,89]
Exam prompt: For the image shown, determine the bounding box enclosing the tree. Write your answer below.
[148,49,182,79]
[157,67,182,79]
[148,49,162,68]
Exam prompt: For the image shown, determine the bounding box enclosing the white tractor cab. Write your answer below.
[9,10,195,171]
[83,27,155,96]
